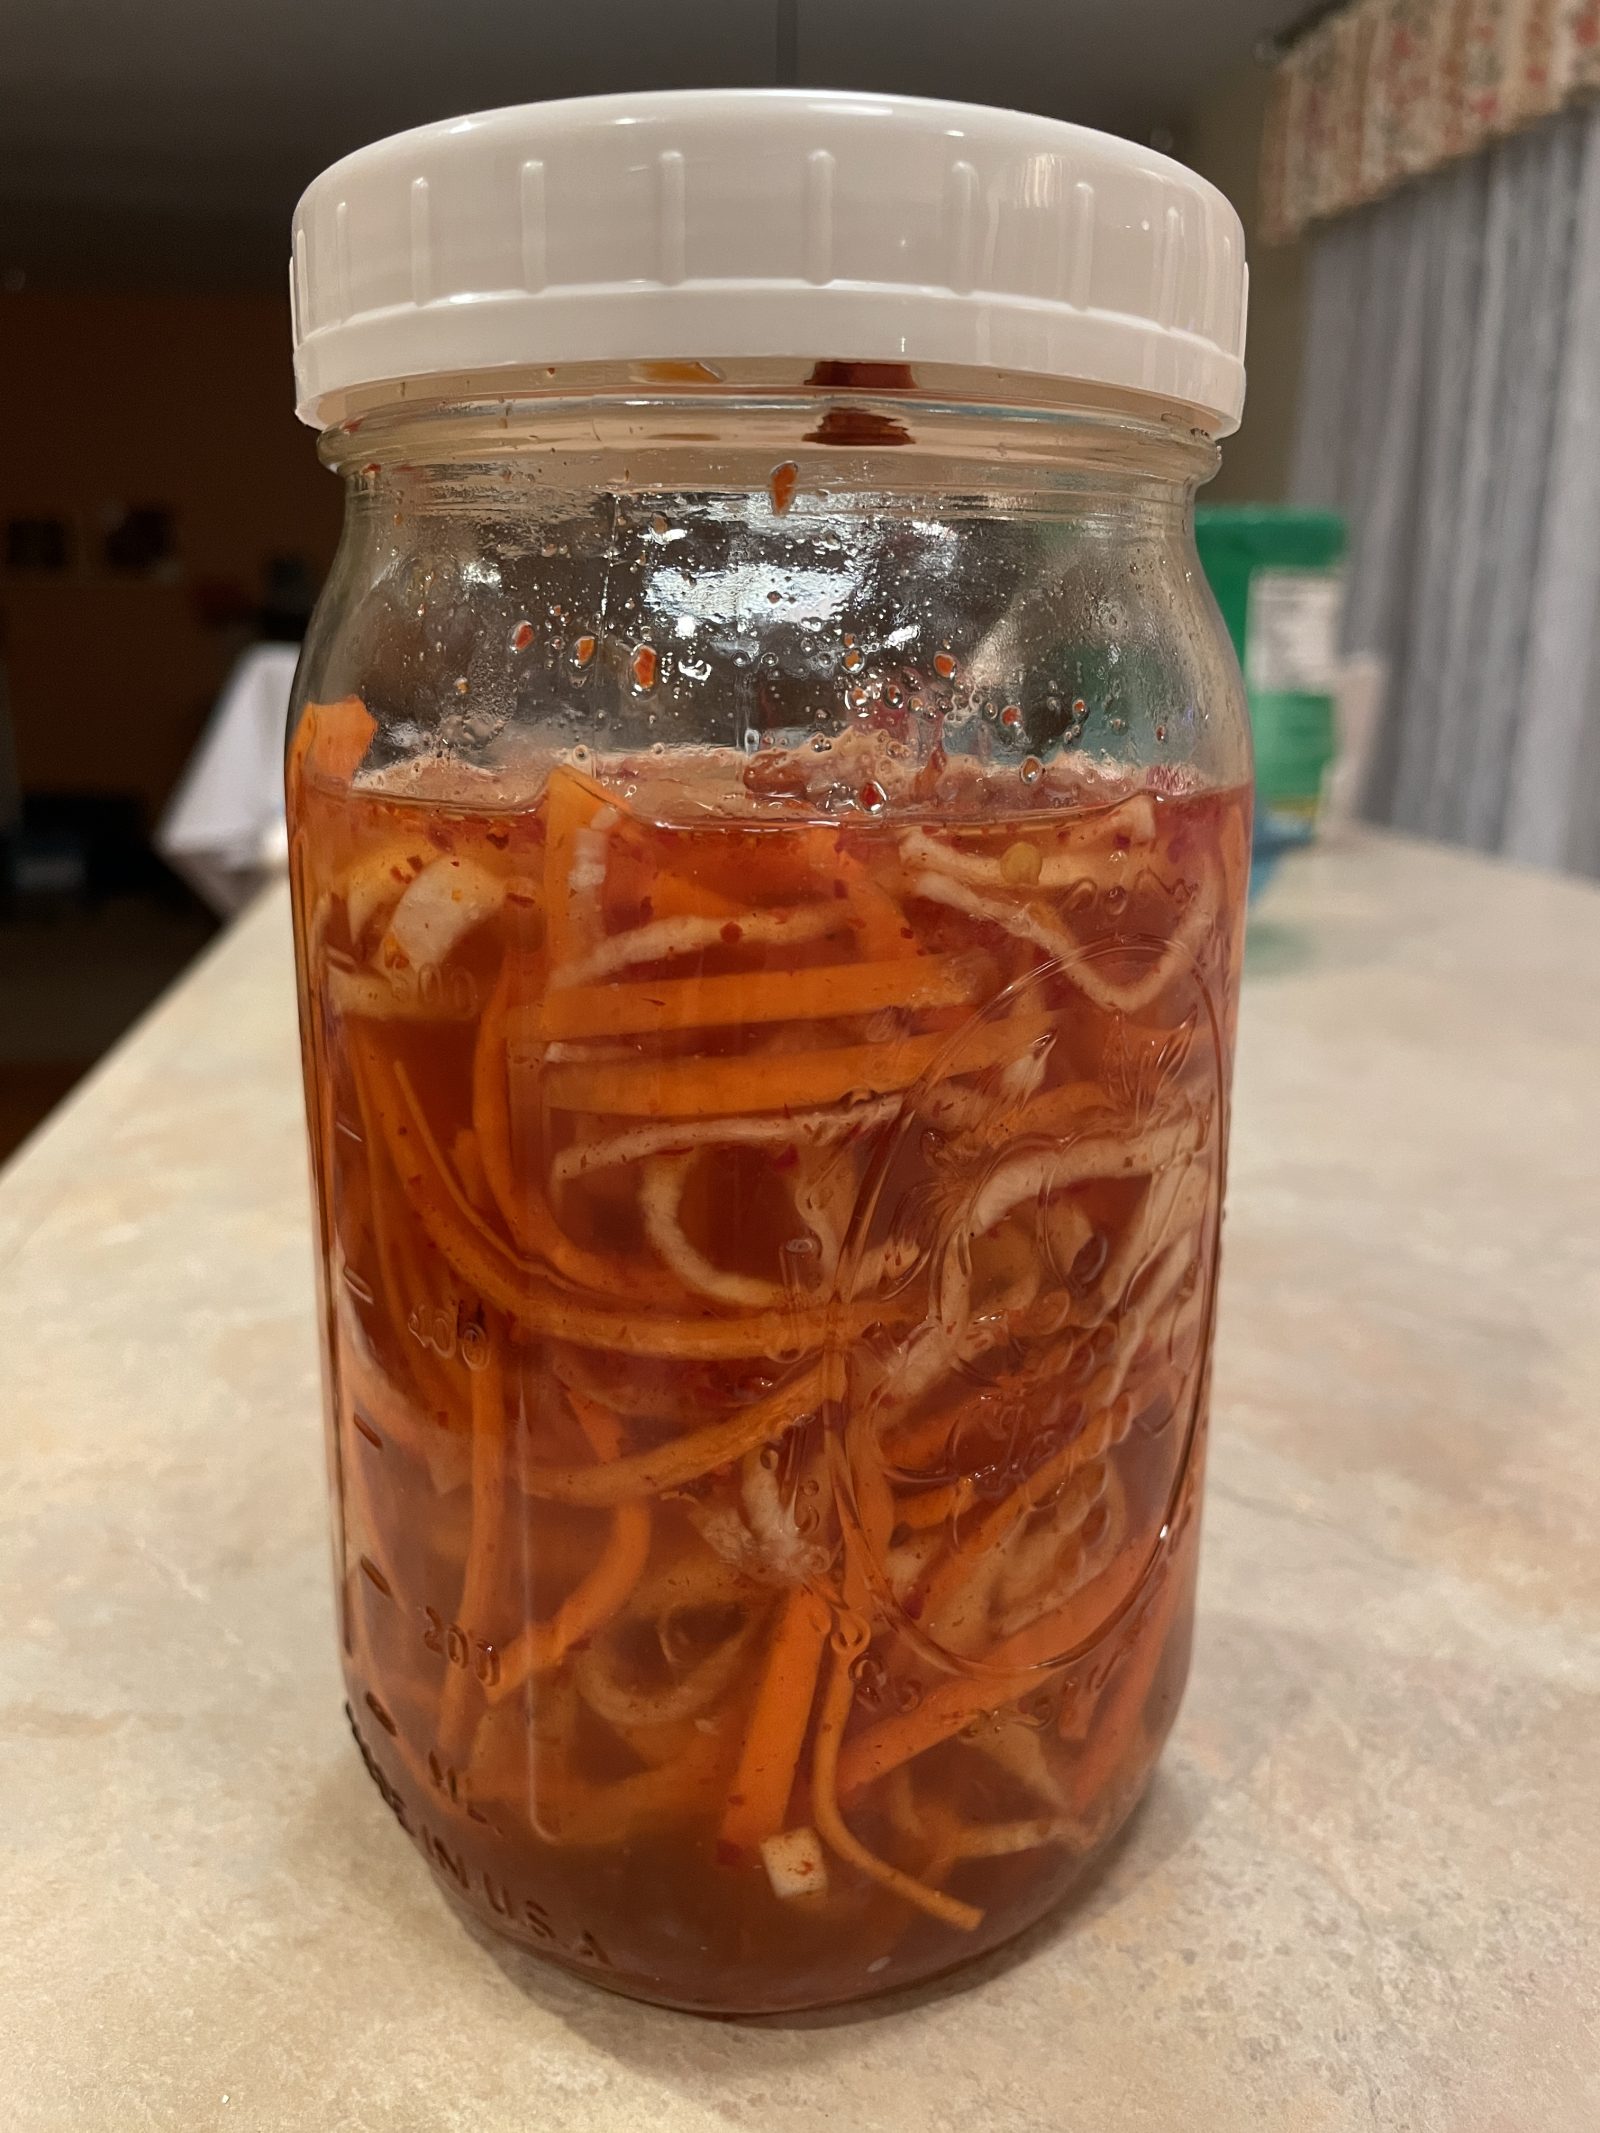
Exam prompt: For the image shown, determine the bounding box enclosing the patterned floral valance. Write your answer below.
[1261,0,1600,240]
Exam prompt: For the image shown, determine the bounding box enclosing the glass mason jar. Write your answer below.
[286,96,1250,2014]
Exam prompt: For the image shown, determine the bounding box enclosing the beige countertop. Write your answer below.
[3,831,1598,2131]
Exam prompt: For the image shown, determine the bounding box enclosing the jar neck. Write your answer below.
[319,360,1218,527]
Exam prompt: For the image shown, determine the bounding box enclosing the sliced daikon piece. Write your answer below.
[761,1825,830,1900]
[345,843,429,948]
[385,855,505,968]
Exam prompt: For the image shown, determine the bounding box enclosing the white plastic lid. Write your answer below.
[291,90,1247,433]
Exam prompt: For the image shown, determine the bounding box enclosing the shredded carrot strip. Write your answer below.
[347,1049,465,1429]
[719,1587,831,1850]
[810,1647,983,1933]
[915,1459,1110,1655]
[488,1399,651,1701]
[836,1537,1150,1803]
[361,1030,869,1355]
[835,850,919,960]
[535,952,982,1042]
[437,1338,511,1765]
[647,871,744,921]
[518,1361,834,1506]
[542,1011,1049,1117]
[959,1078,1110,1148]
[468,963,682,1304]
[289,696,376,790]
[471,955,528,1244]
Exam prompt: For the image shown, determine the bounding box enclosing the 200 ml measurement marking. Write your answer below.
[421,1606,501,1686]
[406,1296,492,1371]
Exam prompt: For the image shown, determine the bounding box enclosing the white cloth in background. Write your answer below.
[157,644,299,916]
[1291,101,1600,877]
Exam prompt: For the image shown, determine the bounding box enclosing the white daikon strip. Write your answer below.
[385,854,506,968]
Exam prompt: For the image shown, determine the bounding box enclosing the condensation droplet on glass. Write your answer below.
[1020,756,1042,784]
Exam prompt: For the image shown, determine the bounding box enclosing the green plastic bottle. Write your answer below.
[1195,506,1345,856]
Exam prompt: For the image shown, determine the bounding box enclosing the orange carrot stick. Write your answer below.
[836,851,918,961]
[360,1026,890,1356]
[437,1337,511,1765]
[471,954,528,1242]
[542,1012,1050,1117]
[912,1441,1116,1649]
[810,1647,983,1932]
[719,1587,831,1850]
[469,961,682,1304]
[535,951,985,1043]
[535,952,980,1043]
[488,1397,652,1700]
[836,1534,1152,1803]
[518,1362,834,1506]
[647,872,743,921]
[288,695,377,791]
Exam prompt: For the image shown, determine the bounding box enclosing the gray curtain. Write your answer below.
[1291,100,1600,876]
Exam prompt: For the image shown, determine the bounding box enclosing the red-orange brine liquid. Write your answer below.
[287,697,1249,2012]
